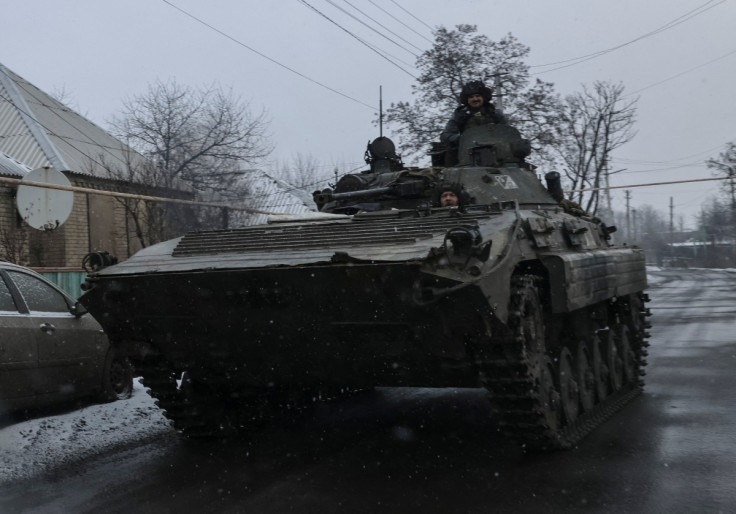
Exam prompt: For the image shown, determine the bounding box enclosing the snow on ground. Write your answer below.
[0,379,174,485]
[646,266,736,287]
[646,266,669,286]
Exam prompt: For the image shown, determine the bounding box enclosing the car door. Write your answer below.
[5,270,106,399]
[0,272,39,408]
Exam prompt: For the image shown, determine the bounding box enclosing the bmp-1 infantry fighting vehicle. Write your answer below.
[79,123,651,449]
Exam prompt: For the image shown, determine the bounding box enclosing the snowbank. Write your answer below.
[0,379,173,484]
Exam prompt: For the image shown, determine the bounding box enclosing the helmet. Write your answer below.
[460,80,493,106]
[435,184,469,207]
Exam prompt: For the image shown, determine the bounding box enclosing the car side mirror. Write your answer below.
[71,301,88,317]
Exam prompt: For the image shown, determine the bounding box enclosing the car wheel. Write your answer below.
[100,351,134,402]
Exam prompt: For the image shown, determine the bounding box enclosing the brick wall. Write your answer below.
[1,174,187,267]
[0,176,133,267]
[0,182,29,264]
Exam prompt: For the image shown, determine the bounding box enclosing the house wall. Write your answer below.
[126,201,144,257]
[28,222,67,266]
[88,193,129,258]
[63,189,89,267]
[0,176,137,267]
[1,174,190,268]
[0,182,29,264]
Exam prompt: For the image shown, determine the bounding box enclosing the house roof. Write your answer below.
[0,64,301,221]
[0,63,144,179]
[0,150,31,178]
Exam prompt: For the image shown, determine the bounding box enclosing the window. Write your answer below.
[7,271,69,313]
[0,275,17,311]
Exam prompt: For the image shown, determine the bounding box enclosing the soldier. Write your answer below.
[436,185,468,209]
[440,80,506,146]
[439,189,459,207]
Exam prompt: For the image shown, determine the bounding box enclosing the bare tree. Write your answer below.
[93,149,182,248]
[383,25,563,165]
[271,152,334,194]
[706,142,736,222]
[556,81,637,215]
[108,79,273,238]
[0,226,29,264]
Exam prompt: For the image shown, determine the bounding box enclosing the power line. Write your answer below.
[567,175,731,194]
[298,0,418,78]
[389,0,434,32]
[241,163,367,202]
[617,136,736,166]
[366,0,433,44]
[339,0,425,54]
[161,0,377,110]
[2,73,369,208]
[320,0,419,68]
[0,84,129,172]
[530,0,725,75]
[625,47,736,96]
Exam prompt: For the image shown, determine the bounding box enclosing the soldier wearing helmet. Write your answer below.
[440,80,506,146]
[435,184,470,210]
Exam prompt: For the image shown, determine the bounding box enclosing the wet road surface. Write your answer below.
[2,268,735,513]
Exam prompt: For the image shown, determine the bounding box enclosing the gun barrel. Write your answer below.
[331,186,393,201]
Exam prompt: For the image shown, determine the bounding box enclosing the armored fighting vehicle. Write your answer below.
[79,123,650,449]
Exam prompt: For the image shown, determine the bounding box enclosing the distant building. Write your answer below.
[0,63,191,269]
[233,169,317,227]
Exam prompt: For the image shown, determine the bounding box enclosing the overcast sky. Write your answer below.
[4,0,735,227]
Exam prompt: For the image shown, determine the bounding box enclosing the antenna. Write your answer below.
[379,85,383,137]
[492,73,507,112]
[16,167,74,231]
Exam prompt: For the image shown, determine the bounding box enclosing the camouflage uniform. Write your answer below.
[440,80,506,145]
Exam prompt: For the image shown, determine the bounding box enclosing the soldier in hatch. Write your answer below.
[440,80,506,146]
[439,189,459,207]
[436,185,469,210]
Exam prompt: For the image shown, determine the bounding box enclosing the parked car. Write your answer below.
[0,261,133,415]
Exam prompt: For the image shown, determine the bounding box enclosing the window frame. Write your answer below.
[0,268,75,315]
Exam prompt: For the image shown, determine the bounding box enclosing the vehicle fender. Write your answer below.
[539,248,647,313]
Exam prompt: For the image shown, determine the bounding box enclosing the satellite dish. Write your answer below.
[16,167,74,231]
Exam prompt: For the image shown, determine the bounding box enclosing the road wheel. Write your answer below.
[615,325,637,384]
[592,331,609,402]
[558,347,579,425]
[604,328,623,392]
[539,356,561,431]
[576,340,596,412]
[100,350,134,402]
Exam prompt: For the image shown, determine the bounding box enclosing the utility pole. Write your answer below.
[632,208,638,242]
[604,155,613,222]
[379,85,383,137]
[669,197,674,242]
[625,190,631,241]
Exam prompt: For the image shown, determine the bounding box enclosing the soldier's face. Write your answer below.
[468,94,484,108]
[440,191,459,207]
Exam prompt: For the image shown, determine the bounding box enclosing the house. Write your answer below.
[0,63,320,295]
[0,63,192,272]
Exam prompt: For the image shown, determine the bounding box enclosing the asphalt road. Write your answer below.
[2,267,735,514]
